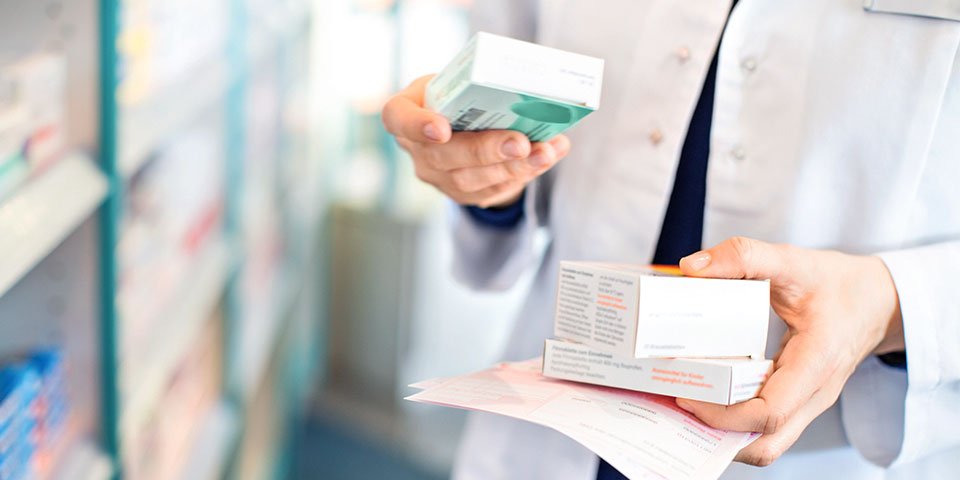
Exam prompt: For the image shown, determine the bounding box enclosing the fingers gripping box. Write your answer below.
[541,339,773,405]
[555,262,770,359]
[425,32,604,142]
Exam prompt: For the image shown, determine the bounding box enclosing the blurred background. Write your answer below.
[0,0,537,479]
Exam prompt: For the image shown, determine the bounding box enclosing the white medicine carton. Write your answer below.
[425,32,604,142]
[542,339,773,405]
[555,261,770,359]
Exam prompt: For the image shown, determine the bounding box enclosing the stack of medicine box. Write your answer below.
[0,349,69,480]
[542,262,774,405]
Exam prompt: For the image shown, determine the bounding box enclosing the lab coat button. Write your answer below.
[731,146,746,161]
[649,129,663,145]
[674,46,690,63]
[742,57,758,72]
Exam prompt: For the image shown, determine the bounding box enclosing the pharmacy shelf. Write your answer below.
[249,0,312,39]
[178,401,239,480]
[82,1,322,477]
[118,58,231,180]
[120,239,236,440]
[247,2,312,70]
[53,440,113,480]
[0,154,107,298]
[239,262,303,404]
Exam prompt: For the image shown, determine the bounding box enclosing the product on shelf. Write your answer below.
[235,343,284,480]
[117,0,229,105]
[0,53,68,200]
[0,366,40,480]
[0,348,71,480]
[240,66,284,319]
[116,120,225,356]
[28,350,70,476]
[125,312,223,480]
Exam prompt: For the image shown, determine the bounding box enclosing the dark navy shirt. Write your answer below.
[464,192,526,229]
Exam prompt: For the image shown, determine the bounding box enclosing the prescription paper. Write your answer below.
[407,359,758,480]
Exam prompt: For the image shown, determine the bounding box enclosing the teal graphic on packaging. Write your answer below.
[426,32,604,143]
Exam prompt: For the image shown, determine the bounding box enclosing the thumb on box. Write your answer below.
[679,236,796,283]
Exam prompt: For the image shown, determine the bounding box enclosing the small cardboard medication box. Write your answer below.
[542,339,773,405]
[1,53,67,170]
[425,31,604,142]
[555,261,770,359]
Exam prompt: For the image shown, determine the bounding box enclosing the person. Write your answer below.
[382,1,960,478]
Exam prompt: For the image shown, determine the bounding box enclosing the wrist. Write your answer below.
[464,190,526,230]
[869,255,905,355]
[485,191,524,209]
[874,308,904,355]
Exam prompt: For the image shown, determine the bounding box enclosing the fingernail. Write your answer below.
[501,139,524,158]
[423,123,442,142]
[676,399,693,412]
[527,151,551,168]
[682,251,712,271]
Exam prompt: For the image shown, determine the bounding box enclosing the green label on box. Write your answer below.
[438,85,593,143]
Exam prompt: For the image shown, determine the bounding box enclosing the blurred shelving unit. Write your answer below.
[101,0,324,478]
[53,440,115,480]
[0,0,324,478]
[177,401,240,480]
[0,154,107,297]
[0,0,116,478]
[309,2,543,478]
[117,239,236,442]
[236,262,305,405]
[117,58,232,179]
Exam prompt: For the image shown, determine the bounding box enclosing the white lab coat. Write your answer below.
[447,0,960,479]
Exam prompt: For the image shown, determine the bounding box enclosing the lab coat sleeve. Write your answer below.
[839,241,960,467]
[450,173,552,292]
[449,1,544,292]
[469,0,538,40]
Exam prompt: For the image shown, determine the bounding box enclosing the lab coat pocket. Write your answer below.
[863,0,960,22]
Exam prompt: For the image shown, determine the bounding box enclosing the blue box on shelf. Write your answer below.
[0,367,39,432]
[0,416,35,459]
[0,434,35,480]
[0,362,45,480]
